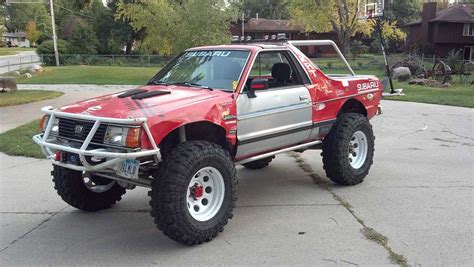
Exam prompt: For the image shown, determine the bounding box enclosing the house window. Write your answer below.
[463,23,474,36]
[464,46,474,62]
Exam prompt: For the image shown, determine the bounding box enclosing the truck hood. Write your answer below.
[58,85,227,119]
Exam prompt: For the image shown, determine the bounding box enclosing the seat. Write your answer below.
[271,63,291,87]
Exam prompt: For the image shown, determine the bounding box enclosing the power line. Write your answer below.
[53,3,94,19]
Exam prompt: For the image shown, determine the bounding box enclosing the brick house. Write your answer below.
[406,2,474,61]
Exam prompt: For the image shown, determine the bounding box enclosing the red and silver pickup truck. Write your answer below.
[34,40,382,245]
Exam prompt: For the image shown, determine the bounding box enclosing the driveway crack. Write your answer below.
[0,206,67,254]
[289,152,409,267]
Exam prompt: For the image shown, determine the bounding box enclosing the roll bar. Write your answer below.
[288,40,356,76]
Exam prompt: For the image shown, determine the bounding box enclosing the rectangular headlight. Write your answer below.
[104,126,141,148]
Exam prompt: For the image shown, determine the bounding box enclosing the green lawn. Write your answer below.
[10,64,473,108]
[328,68,473,108]
[0,47,36,56]
[0,90,64,107]
[387,82,474,108]
[0,120,44,158]
[16,66,159,85]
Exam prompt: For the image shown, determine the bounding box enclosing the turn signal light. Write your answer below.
[126,128,141,148]
[38,115,48,132]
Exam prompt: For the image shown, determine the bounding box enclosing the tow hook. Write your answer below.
[377,105,383,115]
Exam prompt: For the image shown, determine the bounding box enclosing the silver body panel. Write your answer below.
[235,86,312,158]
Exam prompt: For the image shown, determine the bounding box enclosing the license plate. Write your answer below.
[116,160,140,179]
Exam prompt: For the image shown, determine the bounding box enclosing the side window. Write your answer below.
[248,51,303,89]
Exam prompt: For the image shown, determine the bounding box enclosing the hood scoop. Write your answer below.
[118,89,148,98]
[131,90,171,100]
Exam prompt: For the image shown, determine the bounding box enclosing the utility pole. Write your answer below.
[49,0,59,66]
[241,12,244,38]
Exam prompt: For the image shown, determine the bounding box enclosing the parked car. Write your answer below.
[34,40,382,245]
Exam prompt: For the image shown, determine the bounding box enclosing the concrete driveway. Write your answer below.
[0,100,472,265]
[0,85,135,133]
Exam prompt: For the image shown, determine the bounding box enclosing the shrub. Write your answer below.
[350,40,368,58]
[326,62,333,70]
[369,39,381,54]
[446,49,462,73]
[36,39,69,65]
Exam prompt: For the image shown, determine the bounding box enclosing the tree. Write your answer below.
[290,0,372,55]
[116,0,238,55]
[3,2,50,33]
[67,21,98,54]
[82,1,136,54]
[239,0,290,19]
[0,5,6,37]
[25,21,42,46]
[384,0,421,26]
[105,0,144,55]
[53,0,92,27]
[290,0,407,55]
[36,39,69,65]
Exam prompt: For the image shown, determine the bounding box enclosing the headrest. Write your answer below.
[271,63,291,82]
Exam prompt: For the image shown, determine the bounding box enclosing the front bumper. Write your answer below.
[33,106,161,172]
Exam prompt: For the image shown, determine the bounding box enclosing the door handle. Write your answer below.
[299,95,310,102]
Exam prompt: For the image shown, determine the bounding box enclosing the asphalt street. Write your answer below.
[0,96,472,265]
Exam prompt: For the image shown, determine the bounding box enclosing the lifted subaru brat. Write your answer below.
[34,40,382,245]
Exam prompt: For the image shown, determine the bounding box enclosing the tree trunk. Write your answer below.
[340,35,350,56]
[335,29,350,56]
[125,40,133,55]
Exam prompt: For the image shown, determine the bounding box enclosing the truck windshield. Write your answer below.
[149,50,250,92]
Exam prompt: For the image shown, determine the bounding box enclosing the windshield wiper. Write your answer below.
[148,80,170,85]
[169,82,213,91]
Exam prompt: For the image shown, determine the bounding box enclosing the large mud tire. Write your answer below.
[149,141,237,245]
[52,166,126,211]
[322,113,375,185]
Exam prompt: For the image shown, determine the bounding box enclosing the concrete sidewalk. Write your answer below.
[0,52,40,74]
[0,99,472,265]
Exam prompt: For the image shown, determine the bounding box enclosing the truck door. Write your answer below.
[236,50,313,158]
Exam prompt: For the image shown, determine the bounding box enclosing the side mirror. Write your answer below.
[250,78,269,90]
[247,78,268,98]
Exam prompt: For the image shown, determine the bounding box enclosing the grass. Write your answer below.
[0,47,36,56]
[10,62,473,108]
[0,120,44,158]
[327,68,473,108]
[362,227,408,267]
[16,66,159,85]
[388,81,474,108]
[0,90,64,107]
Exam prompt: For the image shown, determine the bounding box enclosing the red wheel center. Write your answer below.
[190,183,204,200]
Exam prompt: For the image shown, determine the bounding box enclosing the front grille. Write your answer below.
[58,118,107,144]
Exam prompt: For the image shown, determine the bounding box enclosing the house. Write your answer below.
[406,2,474,61]
[229,18,339,57]
[2,32,30,48]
